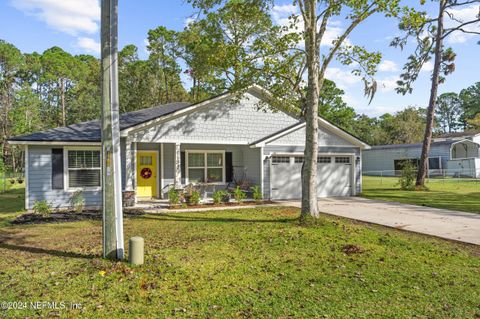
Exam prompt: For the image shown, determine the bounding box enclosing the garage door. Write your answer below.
[270,155,352,200]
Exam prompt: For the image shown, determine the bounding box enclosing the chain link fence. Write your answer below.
[363,168,480,185]
[0,172,25,193]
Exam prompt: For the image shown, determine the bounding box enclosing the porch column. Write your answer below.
[174,142,182,188]
[125,136,134,191]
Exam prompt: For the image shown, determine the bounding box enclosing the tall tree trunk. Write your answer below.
[301,0,320,218]
[60,78,66,126]
[416,0,444,187]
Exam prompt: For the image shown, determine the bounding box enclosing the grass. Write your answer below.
[362,176,480,213]
[1,203,480,318]
[0,185,26,227]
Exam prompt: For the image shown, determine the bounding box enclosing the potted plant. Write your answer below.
[17,177,24,184]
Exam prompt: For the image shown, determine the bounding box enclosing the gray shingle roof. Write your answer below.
[9,102,191,142]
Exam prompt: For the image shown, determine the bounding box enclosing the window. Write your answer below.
[272,156,290,164]
[318,156,332,163]
[140,155,152,165]
[428,157,441,170]
[67,150,101,188]
[187,151,224,183]
[294,156,304,163]
[335,156,351,164]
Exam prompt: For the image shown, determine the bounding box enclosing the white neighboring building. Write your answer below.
[362,131,480,178]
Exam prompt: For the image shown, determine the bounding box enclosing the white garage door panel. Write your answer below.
[271,159,352,199]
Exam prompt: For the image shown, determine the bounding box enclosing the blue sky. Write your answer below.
[0,0,478,117]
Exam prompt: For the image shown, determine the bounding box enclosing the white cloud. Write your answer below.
[324,67,361,88]
[421,61,434,72]
[184,16,195,27]
[378,60,398,72]
[271,4,351,47]
[272,4,297,16]
[377,76,398,92]
[11,0,100,36]
[76,37,100,54]
[444,5,480,44]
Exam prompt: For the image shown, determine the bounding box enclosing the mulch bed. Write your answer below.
[169,200,276,210]
[12,209,145,225]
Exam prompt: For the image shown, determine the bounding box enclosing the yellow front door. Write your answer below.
[137,151,157,198]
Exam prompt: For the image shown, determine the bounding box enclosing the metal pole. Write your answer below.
[101,0,124,260]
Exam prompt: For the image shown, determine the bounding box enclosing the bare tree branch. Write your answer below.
[442,18,480,38]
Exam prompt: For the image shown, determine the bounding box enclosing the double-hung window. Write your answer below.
[187,151,225,183]
[67,150,101,189]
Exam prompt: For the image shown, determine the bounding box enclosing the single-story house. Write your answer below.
[362,131,480,177]
[9,85,370,210]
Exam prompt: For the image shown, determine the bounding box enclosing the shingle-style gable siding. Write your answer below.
[131,93,299,144]
[266,125,354,146]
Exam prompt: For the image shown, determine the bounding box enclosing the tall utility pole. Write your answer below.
[101,0,124,259]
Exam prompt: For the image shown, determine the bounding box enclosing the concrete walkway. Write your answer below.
[281,197,480,245]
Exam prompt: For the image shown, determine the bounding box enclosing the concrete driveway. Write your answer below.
[282,197,480,245]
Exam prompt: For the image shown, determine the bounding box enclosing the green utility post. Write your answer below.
[101,0,124,260]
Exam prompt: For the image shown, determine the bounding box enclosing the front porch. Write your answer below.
[123,141,264,203]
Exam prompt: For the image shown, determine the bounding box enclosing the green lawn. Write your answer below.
[1,202,480,317]
[362,176,480,213]
[0,185,26,227]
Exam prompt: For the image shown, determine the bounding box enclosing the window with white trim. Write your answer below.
[68,150,101,188]
[335,156,351,164]
[318,156,332,163]
[272,156,290,164]
[187,151,224,183]
[294,156,304,163]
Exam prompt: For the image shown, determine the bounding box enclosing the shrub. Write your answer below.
[212,190,223,204]
[233,186,247,203]
[188,190,201,206]
[168,187,180,205]
[69,190,85,213]
[213,190,230,204]
[33,200,52,217]
[251,185,262,202]
[397,161,416,190]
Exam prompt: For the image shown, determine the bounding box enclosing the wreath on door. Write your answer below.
[140,167,153,179]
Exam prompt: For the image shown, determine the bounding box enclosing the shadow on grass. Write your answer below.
[0,227,99,259]
[138,213,297,224]
[0,242,98,259]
